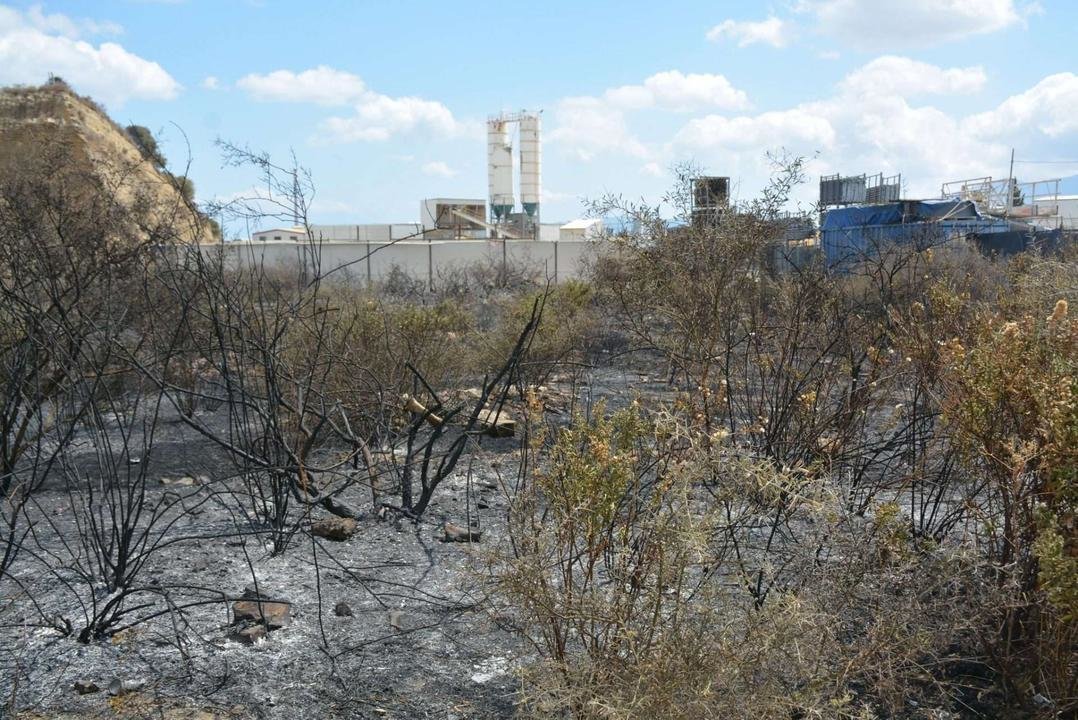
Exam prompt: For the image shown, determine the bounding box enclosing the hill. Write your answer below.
[0,78,214,244]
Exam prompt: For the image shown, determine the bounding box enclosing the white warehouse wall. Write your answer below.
[207,238,599,287]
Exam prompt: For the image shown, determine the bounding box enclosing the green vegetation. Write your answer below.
[125,124,166,168]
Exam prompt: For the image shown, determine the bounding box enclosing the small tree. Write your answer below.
[126,124,166,169]
[167,173,195,203]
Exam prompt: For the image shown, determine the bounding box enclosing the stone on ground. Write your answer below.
[310,516,357,541]
[443,522,481,542]
[232,599,291,629]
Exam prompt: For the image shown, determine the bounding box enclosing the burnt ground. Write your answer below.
[0,361,666,720]
[0,353,996,720]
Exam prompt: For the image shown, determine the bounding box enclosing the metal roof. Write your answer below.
[560,218,602,230]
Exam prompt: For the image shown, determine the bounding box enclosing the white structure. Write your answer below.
[942,175,1066,227]
[519,114,541,219]
[1053,195,1078,229]
[252,226,308,242]
[558,218,603,242]
[487,119,514,220]
[420,198,487,238]
[487,110,542,229]
[309,224,421,242]
[210,236,599,287]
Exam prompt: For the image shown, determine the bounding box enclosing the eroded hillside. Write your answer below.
[0,79,213,244]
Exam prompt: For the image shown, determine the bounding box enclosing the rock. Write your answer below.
[477,408,515,438]
[333,601,353,617]
[107,678,145,696]
[230,623,267,644]
[74,679,99,694]
[388,610,404,631]
[443,522,481,543]
[310,516,357,541]
[232,598,291,629]
[402,394,443,426]
[160,476,196,486]
[471,656,509,684]
[241,584,262,598]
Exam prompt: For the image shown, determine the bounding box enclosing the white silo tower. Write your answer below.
[487,119,514,221]
[519,113,541,220]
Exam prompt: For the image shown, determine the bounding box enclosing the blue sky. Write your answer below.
[1,1,1076,234]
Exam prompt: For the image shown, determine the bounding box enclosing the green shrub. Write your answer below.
[491,403,982,718]
[479,280,598,390]
[939,294,1077,704]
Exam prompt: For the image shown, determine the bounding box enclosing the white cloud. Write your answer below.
[201,75,220,90]
[664,57,1040,202]
[706,16,791,48]
[605,70,749,112]
[548,95,648,161]
[965,73,1078,139]
[839,56,987,98]
[237,65,465,142]
[237,66,365,105]
[640,162,664,177]
[20,4,123,38]
[322,94,462,142]
[0,5,178,106]
[548,56,1078,209]
[798,0,1037,48]
[675,108,836,152]
[421,160,456,178]
[549,71,750,161]
[838,97,1004,185]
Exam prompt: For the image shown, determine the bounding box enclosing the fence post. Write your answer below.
[428,238,434,292]
[358,226,371,287]
[553,240,559,284]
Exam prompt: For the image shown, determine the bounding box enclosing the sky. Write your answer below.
[1,0,1077,235]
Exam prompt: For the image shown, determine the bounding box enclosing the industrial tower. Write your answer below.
[487,111,541,236]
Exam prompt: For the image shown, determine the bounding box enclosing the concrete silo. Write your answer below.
[519,113,541,221]
[487,118,514,221]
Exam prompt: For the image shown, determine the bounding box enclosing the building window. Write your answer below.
[289,235,297,240]
[274,235,281,241]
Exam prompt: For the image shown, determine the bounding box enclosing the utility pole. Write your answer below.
[1005,148,1015,217]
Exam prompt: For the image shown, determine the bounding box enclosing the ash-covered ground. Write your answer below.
[1,363,665,720]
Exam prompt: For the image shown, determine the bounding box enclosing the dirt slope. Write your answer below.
[0,79,212,244]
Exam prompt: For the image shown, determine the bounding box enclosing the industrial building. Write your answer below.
[235,109,605,286]
[818,170,1066,269]
[250,110,553,246]
[251,226,308,242]
[1055,196,1078,229]
[239,110,1073,282]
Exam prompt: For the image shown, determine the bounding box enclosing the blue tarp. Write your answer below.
[971,227,1064,256]
[820,199,979,232]
[822,199,1020,268]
